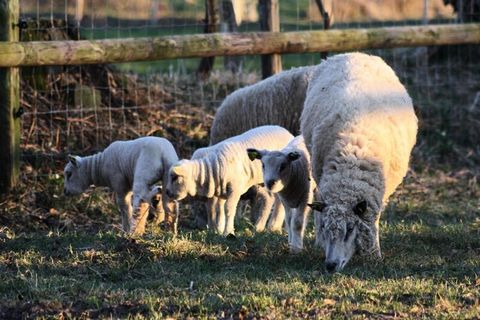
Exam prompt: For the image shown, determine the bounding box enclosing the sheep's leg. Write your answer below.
[149,186,165,225]
[116,192,132,232]
[224,194,240,236]
[252,188,275,232]
[131,186,152,236]
[206,197,218,231]
[162,187,178,235]
[289,205,310,254]
[284,206,292,244]
[267,196,285,232]
[216,198,226,234]
[191,199,208,229]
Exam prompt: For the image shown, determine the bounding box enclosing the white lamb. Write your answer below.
[165,125,294,235]
[247,136,316,253]
[300,52,418,272]
[210,65,316,144]
[63,136,179,235]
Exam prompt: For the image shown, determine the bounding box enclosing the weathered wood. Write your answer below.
[314,0,332,59]
[197,0,219,78]
[0,0,20,193]
[221,0,241,73]
[1,23,480,67]
[259,0,282,79]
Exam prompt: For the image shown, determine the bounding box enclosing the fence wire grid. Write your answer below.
[16,0,480,183]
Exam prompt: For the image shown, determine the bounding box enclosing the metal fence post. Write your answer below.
[259,0,282,79]
[0,0,20,194]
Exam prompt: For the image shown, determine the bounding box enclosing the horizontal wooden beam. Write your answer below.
[0,23,479,67]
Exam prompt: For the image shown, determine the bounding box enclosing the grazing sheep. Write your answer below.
[247,136,316,253]
[166,125,294,235]
[63,136,179,235]
[300,52,418,272]
[210,65,316,144]
[190,146,284,232]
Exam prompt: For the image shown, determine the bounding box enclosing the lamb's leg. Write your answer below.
[116,192,132,232]
[252,187,275,232]
[267,196,285,232]
[289,205,310,254]
[131,186,152,236]
[216,198,226,234]
[150,186,165,225]
[224,194,241,236]
[162,187,178,235]
[206,197,218,231]
[284,206,292,244]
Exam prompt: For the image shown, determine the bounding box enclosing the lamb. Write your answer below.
[165,125,294,235]
[300,52,418,272]
[210,65,316,144]
[247,135,316,253]
[63,136,179,235]
[190,146,284,232]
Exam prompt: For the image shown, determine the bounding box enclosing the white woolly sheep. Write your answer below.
[210,65,316,144]
[166,125,294,235]
[190,146,284,232]
[300,52,418,272]
[63,136,179,235]
[247,135,316,253]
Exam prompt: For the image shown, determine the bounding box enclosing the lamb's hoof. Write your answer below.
[289,246,303,254]
[226,233,237,240]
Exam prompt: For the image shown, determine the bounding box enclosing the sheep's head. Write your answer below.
[166,161,193,201]
[310,198,380,273]
[63,155,90,196]
[247,148,301,193]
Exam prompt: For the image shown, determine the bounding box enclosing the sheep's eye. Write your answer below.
[66,172,72,179]
[344,224,354,242]
[172,175,178,182]
[279,163,287,171]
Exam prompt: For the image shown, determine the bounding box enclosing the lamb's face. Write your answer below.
[63,155,89,196]
[166,161,191,201]
[247,148,301,193]
[311,199,377,273]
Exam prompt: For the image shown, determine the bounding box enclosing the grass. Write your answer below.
[1,169,479,318]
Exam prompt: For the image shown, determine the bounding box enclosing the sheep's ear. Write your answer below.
[171,164,185,176]
[353,200,368,218]
[287,151,301,162]
[68,154,79,167]
[308,201,327,212]
[247,148,262,161]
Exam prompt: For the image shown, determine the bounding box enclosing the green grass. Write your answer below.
[1,170,479,318]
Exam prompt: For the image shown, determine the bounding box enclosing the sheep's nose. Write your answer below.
[266,180,275,190]
[325,261,338,273]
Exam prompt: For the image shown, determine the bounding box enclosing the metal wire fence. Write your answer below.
[16,0,480,181]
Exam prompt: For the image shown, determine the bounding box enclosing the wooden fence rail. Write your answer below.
[0,23,480,67]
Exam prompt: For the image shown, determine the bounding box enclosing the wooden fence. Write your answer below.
[1,0,480,192]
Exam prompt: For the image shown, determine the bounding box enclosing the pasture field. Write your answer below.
[0,167,479,318]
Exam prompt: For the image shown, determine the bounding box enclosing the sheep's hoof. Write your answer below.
[289,246,303,254]
[226,233,237,240]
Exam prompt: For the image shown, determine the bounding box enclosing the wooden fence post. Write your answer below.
[259,0,282,79]
[197,0,219,78]
[0,0,20,194]
[314,0,332,59]
[221,0,241,73]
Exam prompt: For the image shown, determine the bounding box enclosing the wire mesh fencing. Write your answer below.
[17,0,480,179]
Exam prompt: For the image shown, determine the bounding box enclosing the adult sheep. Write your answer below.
[301,52,418,272]
[210,65,315,144]
[63,136,179,235]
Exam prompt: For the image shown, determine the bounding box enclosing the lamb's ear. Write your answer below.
[353,200,368,218]
[171,164,185,176]
[287,151,301,162]
[247,148,262,161]
[308,201,327,212]
[68,154,80,167]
